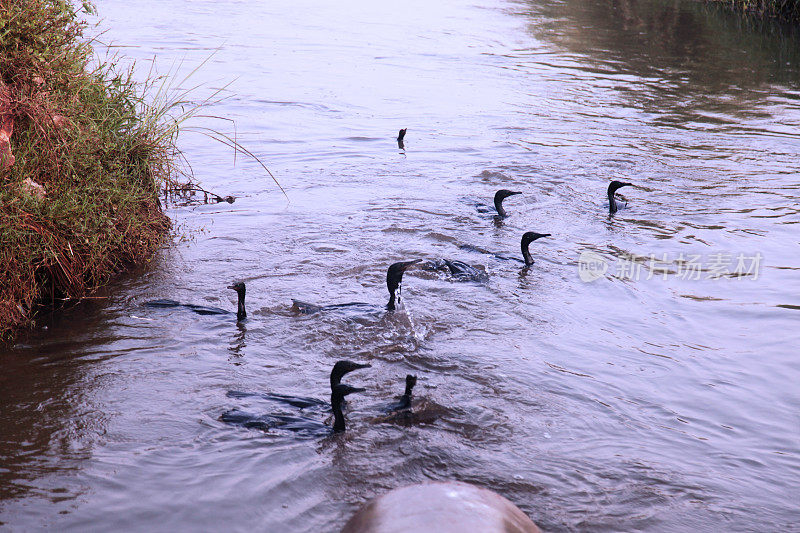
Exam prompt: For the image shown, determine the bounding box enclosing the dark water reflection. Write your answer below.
[518,0,800,127]
[2,0,799,531]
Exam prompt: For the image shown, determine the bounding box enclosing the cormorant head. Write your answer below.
[404,374,417,396]
[494,189,522,203]
[330,360,372,387]
[494,189,522,216]
[521,232,550,248]
[332,383,366,397]
[608,180,632,195]
[331,384,366,411]
[521,232,550,266]
[227,281,246,294]
[386,260,422,309]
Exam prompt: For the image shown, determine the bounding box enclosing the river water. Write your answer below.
[1,0,799,531]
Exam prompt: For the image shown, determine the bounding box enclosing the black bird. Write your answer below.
[385,374,417,413]
[227,360,371,411]
[292,260,421,314]
[423,258,489,282]
[221,383,365,436]
[426,232,550,280]
[370,374,444,426]
[607,180,632,214]
[397,128,407,150]
[227,282,247,321]
[145,282,247,321]
[476,189,522,218]
[461,231,550,266]
[518,231,550,266]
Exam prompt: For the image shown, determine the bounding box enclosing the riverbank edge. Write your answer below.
[0,0,177,339]
[708,0,800,22]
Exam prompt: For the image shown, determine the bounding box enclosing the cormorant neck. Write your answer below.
[494,196,507,217]
[236,290,246,321]
[608,190,618,214]
[521,241,534,266]
[332,397,346,432]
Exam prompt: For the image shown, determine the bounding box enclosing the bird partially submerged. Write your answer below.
[292,260,421,314]
[386,260,421,310]
[145,281,247,322]
[518,231,550,266]
[227,360,371,411]
[607,180,632,214]
[397,128,407,150]
[227,282,247,321]
[425,232,550,281]
[221,383,366,437]
[465,231,550,266]
[423,258,489,283]
[476,189,522,218]
[385,374,417,413]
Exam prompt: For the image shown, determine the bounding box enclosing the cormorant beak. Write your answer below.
[399,259,422,271]
[227,284,236,290]
[527,232,551,241]
[333,361,372,373]
[348,362,371,372]
[609,181,633,194]
[333,384,367,397]
[331,361,372,385]
[509,191,522,196]
[389,259,422,281]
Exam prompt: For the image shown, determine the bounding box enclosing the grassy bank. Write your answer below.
[709,0,800,22]
[0,0,177,338]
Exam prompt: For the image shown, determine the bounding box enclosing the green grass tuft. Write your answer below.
[0,0,181,337]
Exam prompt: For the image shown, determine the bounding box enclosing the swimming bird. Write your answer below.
[144,281,247,321]
[227,281,247,321]
[460,231,550,267]
[397,128,407,150]
[607,180,632,214]
[476,189,522,218]
[423,258,489,282]
[227,360,371,411]
[425,232,550,280]
[291,260,421,314]
[384,374,417,413]
[221,383,365,436]
[517,231,550,266]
